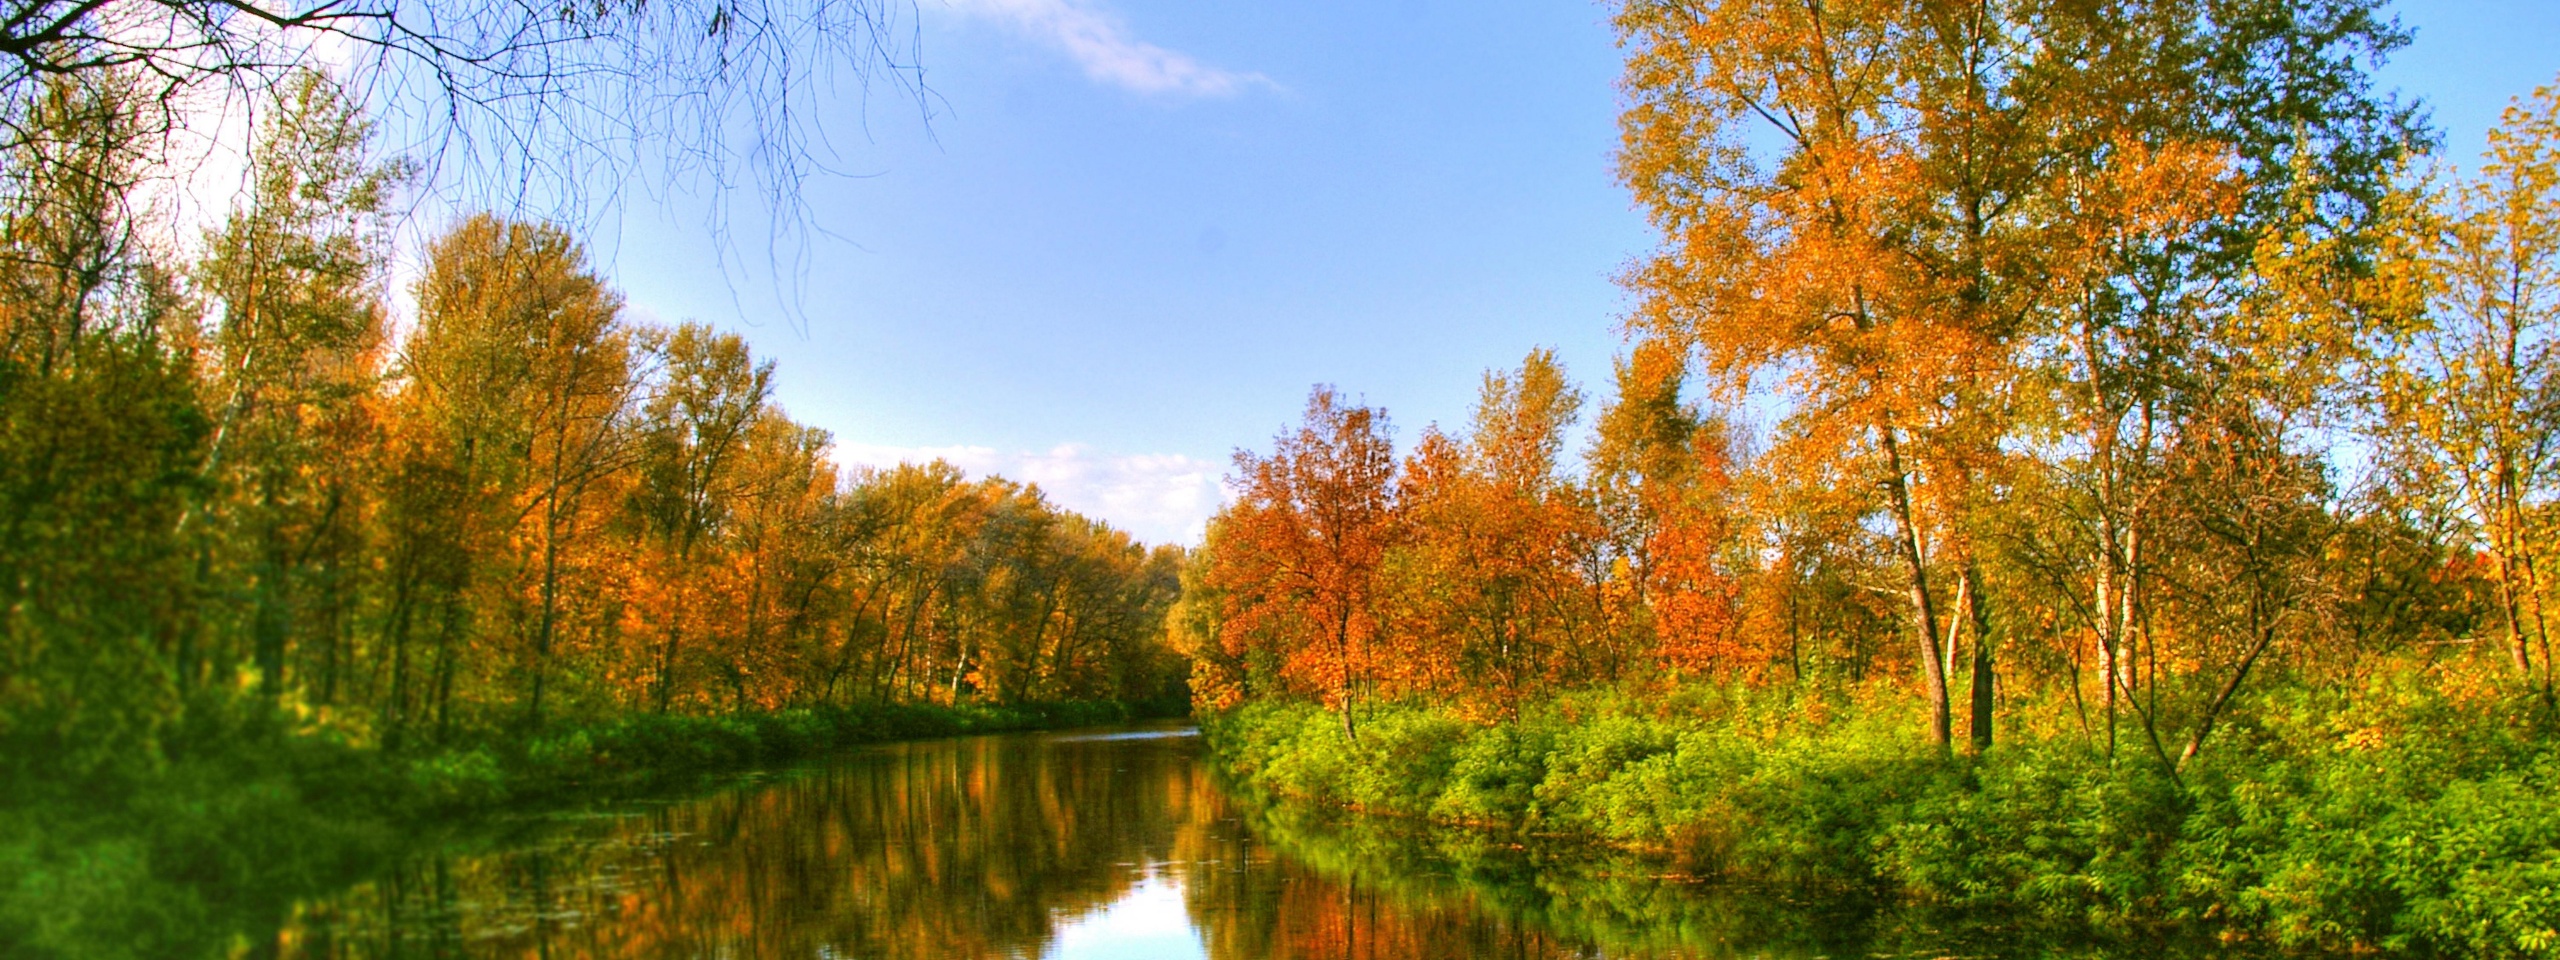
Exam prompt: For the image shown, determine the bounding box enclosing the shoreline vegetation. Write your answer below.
[1164,3,2560,958]
[1200,671,2560,957]
[0,67,1191,959]
[0,697,1178,956]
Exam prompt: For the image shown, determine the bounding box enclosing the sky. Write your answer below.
[577,0,2560,548]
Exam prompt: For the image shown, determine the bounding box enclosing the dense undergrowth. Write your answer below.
[0,696,1169,958]
[1203,668,2560,958]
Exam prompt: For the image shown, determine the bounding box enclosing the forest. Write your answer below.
[0,67,1187,947]
[1185,0,2560,954]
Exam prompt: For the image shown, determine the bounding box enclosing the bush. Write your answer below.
[407,748,507,810]
[1199,673,2560,956]
[1431,723,1553,825]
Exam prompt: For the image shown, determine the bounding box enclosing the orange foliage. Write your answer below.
[1209,387,1398,724]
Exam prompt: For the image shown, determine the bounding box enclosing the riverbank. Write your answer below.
[0,697,1176,958]
[1201,667,2560,959]
[1217,768,2164,958]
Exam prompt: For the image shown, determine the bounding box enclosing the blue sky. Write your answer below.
[591,0,2560,547]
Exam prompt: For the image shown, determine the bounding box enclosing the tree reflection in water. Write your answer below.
[250,726,1948,960]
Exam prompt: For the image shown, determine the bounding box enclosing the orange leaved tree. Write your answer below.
[1614,0,2420,752]
[1390,351,1607,714]
[1208,387,1399,741]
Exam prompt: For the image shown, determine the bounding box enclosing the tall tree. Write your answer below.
[631,323,772,712]
[1617,0,2045,747]
[1391,351,1605,713]
[721,410,840,710]
[197,69,406,701]
[1615,0,2421,751]
[2376,80,2560,696]
[391,214,633,738]
[0,74,201,783]
[427,217,640,729]
[1211,387,1398,741]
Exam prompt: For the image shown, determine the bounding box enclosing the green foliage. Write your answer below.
[1879,741,2180,921]
[0,79,209,793]
[2161,677,2560,956]
[0,329,205,788]
[0,694,1161,958]
[1207,673,2560,956]
[1430,721,1553,825]
[0,835,169,960]
[407,748,506,808]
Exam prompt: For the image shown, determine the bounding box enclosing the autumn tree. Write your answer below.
[0,75,201,782]
[953,481,1062,703]
[1586,342,1767,679]
[197,69,406,703]
[713,409,838,710]
[850,461,988,704]
[2019,4,2419,763]
[2375,80,2560,697]
[1585,343,1698,605]
[1390,351,1606,713]
[631,323,773,712]
[512,264,640,729]
[1210,387,1398,740]
[1617,0,2050,747]
[404,216,639,729]
[1168,532,1247,711]
[1616,0,2422,752]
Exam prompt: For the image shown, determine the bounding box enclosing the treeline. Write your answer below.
[0,71,1184,790]
[1182,0,2558,774]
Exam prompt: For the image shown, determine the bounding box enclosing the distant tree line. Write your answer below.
[0,70,1183,787]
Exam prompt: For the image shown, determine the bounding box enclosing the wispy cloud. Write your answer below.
[941,0,1276,98]
[835,442,1228,546]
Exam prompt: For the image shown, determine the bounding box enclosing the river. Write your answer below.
[242,722,2129,959]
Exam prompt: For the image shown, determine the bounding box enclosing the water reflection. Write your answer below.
[1048,873,1204,959]
[243,725,2074,960]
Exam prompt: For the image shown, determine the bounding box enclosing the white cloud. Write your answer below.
[1044,871,1206,959]
[834,441,1228,547]
[940,0,1275,98]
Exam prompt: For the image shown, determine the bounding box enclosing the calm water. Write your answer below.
[241,724,2121,959]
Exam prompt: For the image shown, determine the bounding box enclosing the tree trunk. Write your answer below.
[252,550,289,699]
[384,576,415,751]
[2495,524,2535,678]
[433,591,462,745]
[1964,561,1994,751]
[655,620,682,714]
[528,500,564,731]
[1880,425,1950,749]
[1336,605,1361,745]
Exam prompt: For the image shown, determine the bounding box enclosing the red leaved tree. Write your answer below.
[1208,387,1399,741]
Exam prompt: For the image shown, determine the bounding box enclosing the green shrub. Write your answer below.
[1532,712,1676,828]
[1339,707,1472,814]
[1198,673,2560,956]
[1431,722,1553,825]
[407,748,506,810]
[2390,761,2560,958]
[1250,704,1359,804]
